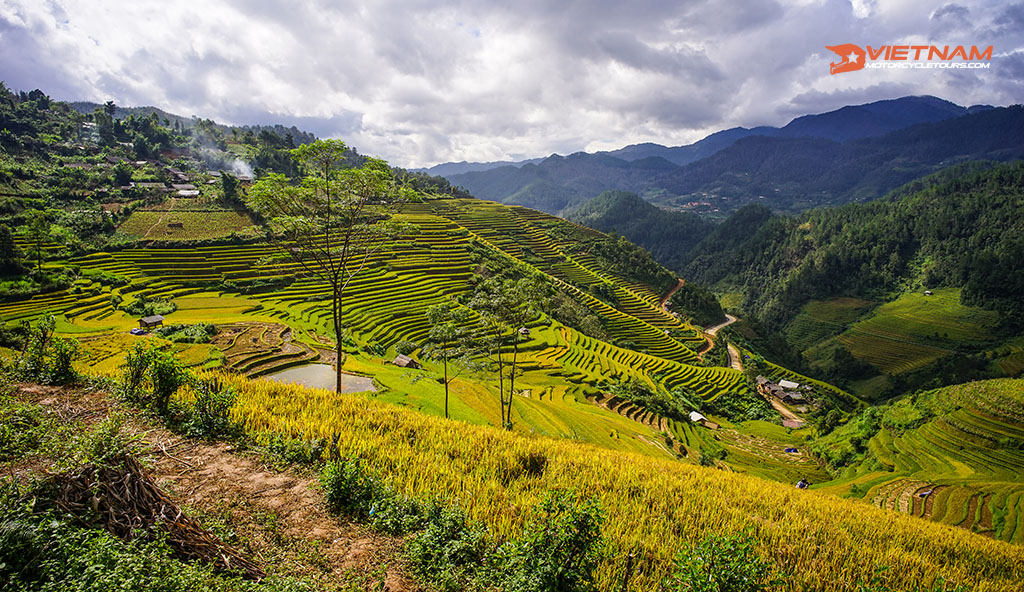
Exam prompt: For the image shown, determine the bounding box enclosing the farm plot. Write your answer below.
[837,289,1000,375]
[117,210,258,240]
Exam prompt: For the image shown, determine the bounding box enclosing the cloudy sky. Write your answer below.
[1,0,1022,168]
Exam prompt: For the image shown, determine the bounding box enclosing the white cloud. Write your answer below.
[0,0,1020,168]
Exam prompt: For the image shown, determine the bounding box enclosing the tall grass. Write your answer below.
[215,372,1024,591]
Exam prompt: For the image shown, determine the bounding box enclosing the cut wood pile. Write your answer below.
[40,453,264,580]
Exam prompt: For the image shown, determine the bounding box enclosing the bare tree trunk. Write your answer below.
[495,331,506,426]
[443,353,449,419]
[507,336,518,429]
[333,287,343,394]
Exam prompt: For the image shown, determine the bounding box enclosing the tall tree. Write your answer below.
[26,212,49,273]
[247,139,418,393]
[424,301,477,419]
[220,171,240,204]
[469,277,542,428]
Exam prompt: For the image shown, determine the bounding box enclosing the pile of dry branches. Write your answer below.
[45,453,264,580]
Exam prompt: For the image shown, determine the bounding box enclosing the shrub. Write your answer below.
[146,349,189,415]
[119,342,157,403]
[406,505,490,592]
[153,323,216,344]
[663,529,782,592]
[498,490,605,592]
[179,377,242,440]
[123,294,177,317]
[320,458,381,516]
[0,396,46,461]
[16,316,79,384]
[46,336,79,384]
[263,433,329,467]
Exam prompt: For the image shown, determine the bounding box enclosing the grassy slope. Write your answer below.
[789,289,1006,399]
[220,372,1024,592]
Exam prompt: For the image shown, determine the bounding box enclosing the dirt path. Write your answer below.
[142,198,177,239]
[770,398,805,425]
[19,383,418,591]
[659,278,685,313]
[696,314,738,359]
[706,314,738,337]
[147,437,416,590]
[727,343,743,371]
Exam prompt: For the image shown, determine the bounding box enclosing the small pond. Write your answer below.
[263,363,376,393]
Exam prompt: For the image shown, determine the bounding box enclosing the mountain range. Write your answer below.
[431,96,1017,216]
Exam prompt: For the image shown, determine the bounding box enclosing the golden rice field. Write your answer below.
[210,372,1024,592]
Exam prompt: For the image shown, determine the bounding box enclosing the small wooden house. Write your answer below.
[780,391,806,404]
[688,410,719,430]
[392,354,420,369]
[139,314,165,329]
[782,419,805,429]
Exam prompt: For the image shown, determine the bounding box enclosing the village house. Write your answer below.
[757,376,812,405]
[138,314,165,329]
[688,410,719,430]
[392,354,420,369]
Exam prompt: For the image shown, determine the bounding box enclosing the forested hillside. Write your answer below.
[687,162,1024,398]
[565,191,713,272]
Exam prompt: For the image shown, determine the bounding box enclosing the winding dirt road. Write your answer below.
[660,278,685,313]
[696,314,738,358]
[726,343,743,371]
[705,313,738,337]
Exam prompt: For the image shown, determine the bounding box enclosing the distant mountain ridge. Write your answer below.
[440,96,1016,216]
[412,157,544,177]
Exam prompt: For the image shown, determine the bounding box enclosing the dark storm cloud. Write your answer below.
[1,0,1022,167]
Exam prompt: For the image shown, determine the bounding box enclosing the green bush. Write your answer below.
[153,323,217,344]
[663,529,782,592]
[119,342,158,403]
[497,490,605,592]
[123,294,177,317]
[0,507,308,592]
[118,344,189,416]
[262,433,329,467]
[405,505,490,592]
[179,377,242,440]
[320,458,382,516]
[148,350,189,415]
[17,316,79,385]
[395,340,419,356]
[0,396,46,461]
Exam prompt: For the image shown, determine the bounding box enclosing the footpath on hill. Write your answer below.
[11,382,418,591]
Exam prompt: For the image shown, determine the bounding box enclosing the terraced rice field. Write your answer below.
[784,297,874,351]
[823,379,1024,543]
[1,197,748,460]
[835,289,999,375]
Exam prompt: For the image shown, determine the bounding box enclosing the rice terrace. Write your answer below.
[3,49,1024,592]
